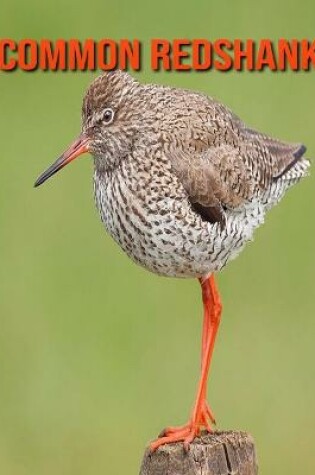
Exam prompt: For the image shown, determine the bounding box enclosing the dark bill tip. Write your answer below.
[34,135,90,188]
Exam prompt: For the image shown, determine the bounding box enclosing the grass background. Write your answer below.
[0,1,314,473]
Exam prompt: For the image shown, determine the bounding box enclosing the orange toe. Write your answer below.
[151,424,200,452]
[151,404,214,452]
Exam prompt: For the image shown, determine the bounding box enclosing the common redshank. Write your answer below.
[34,70,310,450]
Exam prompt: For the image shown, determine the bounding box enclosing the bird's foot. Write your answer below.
[150,401,215,451]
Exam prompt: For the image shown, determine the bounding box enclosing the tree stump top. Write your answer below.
[140,431,258,475]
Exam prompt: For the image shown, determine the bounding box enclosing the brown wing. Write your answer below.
[170,144,258,226]
[169,108,307,226]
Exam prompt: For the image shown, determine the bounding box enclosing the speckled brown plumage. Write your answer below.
[35,69,310,450]
[79,70,310,278]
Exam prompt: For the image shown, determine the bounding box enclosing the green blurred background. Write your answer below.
[0,1,314,474]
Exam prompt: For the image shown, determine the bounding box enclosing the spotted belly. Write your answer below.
[94,172,265,278]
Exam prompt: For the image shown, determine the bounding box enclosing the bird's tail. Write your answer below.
[263,152,310,209]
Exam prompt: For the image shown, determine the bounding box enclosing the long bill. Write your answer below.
[34,134,90,187]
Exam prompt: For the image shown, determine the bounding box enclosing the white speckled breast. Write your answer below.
[93,152,266,279]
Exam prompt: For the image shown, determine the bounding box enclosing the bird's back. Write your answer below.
[155,84,310,221]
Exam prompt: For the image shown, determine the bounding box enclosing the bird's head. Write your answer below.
[34,70,146,187]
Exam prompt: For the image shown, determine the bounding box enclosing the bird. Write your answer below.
[34,70,310,451]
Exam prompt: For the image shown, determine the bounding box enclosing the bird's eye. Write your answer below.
[102,108,114,124]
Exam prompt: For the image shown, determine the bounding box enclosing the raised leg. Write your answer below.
[151,274,222,451]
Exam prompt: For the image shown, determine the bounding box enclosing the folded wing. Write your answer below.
[169,112,308,225]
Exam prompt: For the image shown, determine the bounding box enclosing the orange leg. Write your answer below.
[151,274,222,451]
[200,281,217,426]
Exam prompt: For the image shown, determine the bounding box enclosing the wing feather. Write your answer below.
[168,101,308,224]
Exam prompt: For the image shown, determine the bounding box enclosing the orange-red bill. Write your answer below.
[34,135,90,187]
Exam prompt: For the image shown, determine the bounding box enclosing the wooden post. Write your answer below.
[140,431,258,475]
